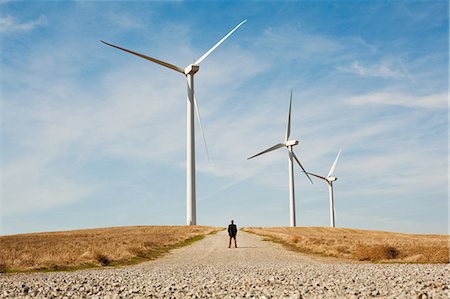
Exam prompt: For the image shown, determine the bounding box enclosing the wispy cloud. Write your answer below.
[259,25,344,63]
[337,61,409,79]
[347,91,447,108]
[104,12,147,30]
[0,15,47,33]
[2,156,93,216]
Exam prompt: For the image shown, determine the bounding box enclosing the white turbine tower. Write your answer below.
[306,150,342,228]
[247,91,313,227]
[101,20,247,226]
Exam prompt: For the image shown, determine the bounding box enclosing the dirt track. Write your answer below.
[1,230,449,298]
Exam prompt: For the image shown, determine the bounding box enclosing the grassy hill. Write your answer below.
[243,227,449,264]
[0,226,220,273]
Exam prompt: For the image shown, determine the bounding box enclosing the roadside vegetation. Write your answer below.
[0,226,219,273]
[243,227,449,264]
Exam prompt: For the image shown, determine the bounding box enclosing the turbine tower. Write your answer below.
[306,150,342,228]
[101,20,247,225]
[247,91,313,227]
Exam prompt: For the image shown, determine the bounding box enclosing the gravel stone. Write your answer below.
[0,231,449,298]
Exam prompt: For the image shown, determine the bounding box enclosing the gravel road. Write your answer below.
[1,230,449,298]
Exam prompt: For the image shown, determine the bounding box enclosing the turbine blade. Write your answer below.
[291,151,314,184]
[100,40,184,73]
[327,149,342,177]
[193,92,210,161]
[306,172,327,181]
[285,90,293,142]
[194,20,247,65]
[247,143,285,160]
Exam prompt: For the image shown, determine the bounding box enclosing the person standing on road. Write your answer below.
[228,220,238,248]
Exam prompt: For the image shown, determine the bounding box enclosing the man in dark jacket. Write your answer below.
[228,220,237,248]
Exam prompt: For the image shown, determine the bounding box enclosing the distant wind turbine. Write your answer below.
[306,150,342,228]
[101,20,247,226]
[247,91,313,227]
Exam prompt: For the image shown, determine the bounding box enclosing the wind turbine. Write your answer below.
[305,150,342,228]
[101,20,247,226]
[247,91,313,227]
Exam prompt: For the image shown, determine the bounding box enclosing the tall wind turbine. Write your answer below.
[306,150,342,228]
[247,91,313,227]
[101,20,247,226]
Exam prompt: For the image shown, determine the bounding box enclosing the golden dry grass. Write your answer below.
[243,227,449,264]
[0,226,219,272]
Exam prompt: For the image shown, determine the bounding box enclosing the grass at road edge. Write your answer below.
[242,227,449,264]
[0,226,221,273]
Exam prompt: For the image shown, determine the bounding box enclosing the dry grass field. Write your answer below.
[0,226,219,272]
[243,227,449,264]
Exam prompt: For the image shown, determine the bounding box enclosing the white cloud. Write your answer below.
[337,61,409,79]
[103,11,148,30]
[0,15,47,33]
[347,91,447,108]
[259,26,344,62]
[2,155,93,216]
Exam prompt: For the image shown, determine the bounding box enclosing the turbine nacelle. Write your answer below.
[184,64,200,75]
[327,176,337,182]
[285,140,299,147]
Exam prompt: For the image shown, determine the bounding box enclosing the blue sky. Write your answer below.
[1,1,448,235]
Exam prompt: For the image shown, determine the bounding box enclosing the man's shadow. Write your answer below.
[232,246,259,249]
